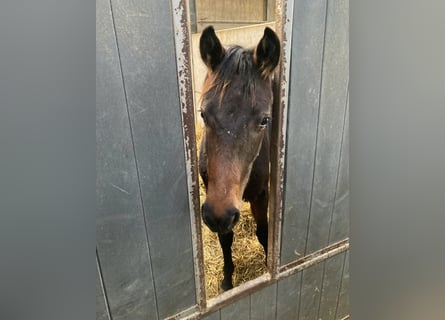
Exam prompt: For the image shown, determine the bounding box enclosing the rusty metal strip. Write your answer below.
[268,0,295,278]
[278,239,350,279]
[171,0,207,311]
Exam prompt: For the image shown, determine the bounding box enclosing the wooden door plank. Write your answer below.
[96,257,111,320]
[202,310,221,320]
[220,295,251,320]
[109,0,196,317]
[96,0,158,318]
[304,0,349,255]
[250,282,277,320]
[329,94,349,244]
[335,251,349,319]
[276,272,301,320]
[299,263,324,320]
[280,0,328,265]
[318,253,346,320]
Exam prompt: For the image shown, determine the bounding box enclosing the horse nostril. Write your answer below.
[202,202,218,232]
[226,207,240,226]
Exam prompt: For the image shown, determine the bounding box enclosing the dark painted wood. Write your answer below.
[305,0,349,255]
[96,258,110,320]
[220,294,251,320]
[318,253,345,320]
[109,0,196,318]
[329,95,349,244]
[202,310,221,320]
[299,263,324,320]
[276,272,301,320]
[280,0,328,265]
[96,0,158,319]
[335,251,349,319]
[250,282,277,320]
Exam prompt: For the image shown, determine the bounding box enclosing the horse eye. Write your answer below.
[200,111,207,123]
[260,116,271,127]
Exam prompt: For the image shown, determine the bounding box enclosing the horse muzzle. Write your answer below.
[202,202,240,234]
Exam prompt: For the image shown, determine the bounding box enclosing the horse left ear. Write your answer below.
[254,27,281,78]
[200,26,225,71]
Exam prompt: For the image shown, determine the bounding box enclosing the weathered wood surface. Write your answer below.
[335,251,350,319]
[281,0,349,263]
[97,0,196,318]
[96,0,158,318]
[329,94,349,244]
[318,252,346,320]
[96,256,110,320]
[110,0,196,317]
[250,282,277,320]
[280,0,328,265]
[196,0,271,31]
[276,272,301,320]
[304,0,349,254]
[220,294,250,320]
[201,310,221,320]
[299,263,324,320]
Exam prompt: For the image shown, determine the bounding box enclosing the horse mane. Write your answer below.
[201,46,259,107]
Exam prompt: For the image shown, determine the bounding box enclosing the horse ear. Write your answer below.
[200,26,225,71]
[254,27,281,78]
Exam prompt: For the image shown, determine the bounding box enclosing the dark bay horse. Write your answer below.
[198,26,280,290]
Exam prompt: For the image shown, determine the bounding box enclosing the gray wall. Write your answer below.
[202,251,349,320]
[281,0,349,264]
[96,0,196,319]
[96,0,349,319]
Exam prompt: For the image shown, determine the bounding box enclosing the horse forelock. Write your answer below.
[201,46,259,108]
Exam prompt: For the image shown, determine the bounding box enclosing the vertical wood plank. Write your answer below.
[188,0,197,33]
[276,272,302,320]
[250,283,277,320]
[267,0,276,21]
[220,295,251,320]
[299,263,324,320]
[329,94,349,244]
[318,253,345,320]
[197,0,266,22]
[201,310,221,320]
[110,0,196,317]
[96,257,111,320]
[96,0,158,318]
[280,0,328,265]
[304,0,349,254]
[335,251,349,319]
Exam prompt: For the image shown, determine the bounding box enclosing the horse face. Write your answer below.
[199,27,280,234]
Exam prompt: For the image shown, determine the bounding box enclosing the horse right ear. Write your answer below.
[200,26,225,71]
[254,27,281,78]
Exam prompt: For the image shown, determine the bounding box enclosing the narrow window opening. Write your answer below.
[186,0,280,302]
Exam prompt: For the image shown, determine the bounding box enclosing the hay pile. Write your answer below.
[196,125,267,300]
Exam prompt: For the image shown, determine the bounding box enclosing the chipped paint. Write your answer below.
[171,0,207,311]
[278,239,349,279]
[268,0,295,279]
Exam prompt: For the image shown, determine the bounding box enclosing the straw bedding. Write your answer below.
[196,126,267,300]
